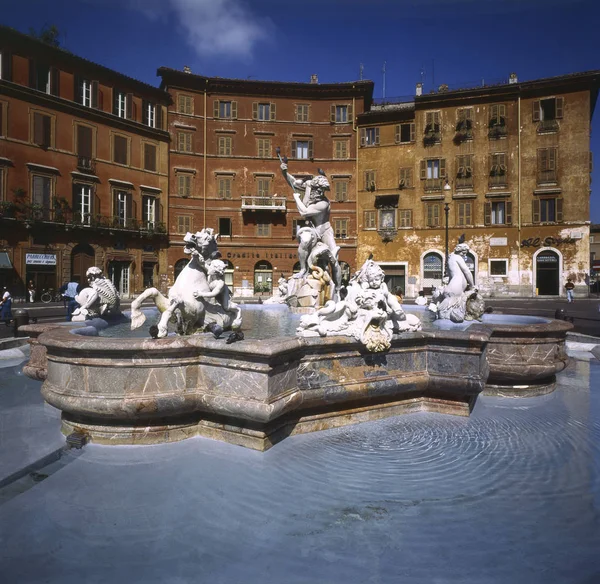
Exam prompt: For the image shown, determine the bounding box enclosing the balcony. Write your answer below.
[537,170,558,185]
[488,125,507,139]
[537,119,559,134]
[455,176,473,190]
[241,196,286,212]
[76,156,96,174]
[424,178,443,192]
[489,174,508,189]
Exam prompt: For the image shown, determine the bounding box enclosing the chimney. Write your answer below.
[416,82,423,97]
[509,72,518,84]
[183,66,191,74]
[310,74,319,84]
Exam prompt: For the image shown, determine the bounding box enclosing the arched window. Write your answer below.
[254,261,273,294]
[422,252,443,292]
[174,259,188,281]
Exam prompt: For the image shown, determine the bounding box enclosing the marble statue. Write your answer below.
[130,228,242,337]
[71,267,121,321]
[278,149,342,307]
[429,240,485,323]
[263,274,289,304]
[297,259,421,352]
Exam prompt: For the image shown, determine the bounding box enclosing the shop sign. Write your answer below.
[521,236,575,248]
[490,237,508,247]
[225,251,296,260]
[26,253,57,265]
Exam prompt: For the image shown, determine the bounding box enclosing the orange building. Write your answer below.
[0,26,170,299]
[158,68,373,295]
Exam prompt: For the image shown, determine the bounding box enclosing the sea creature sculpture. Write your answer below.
[71,267,121,321]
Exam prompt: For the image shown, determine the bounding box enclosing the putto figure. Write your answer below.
[297,259,421,352]
[72,267,121,321]
[279,152,342,305]
[429,238,485,323]
[130,228,242,337]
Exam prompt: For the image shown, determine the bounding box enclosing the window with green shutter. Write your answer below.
[364,210,376,230]
[177,132,193,153]
[177,174,192,197]
[395,123,415,144]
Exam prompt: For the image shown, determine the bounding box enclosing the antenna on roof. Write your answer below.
[359,63,364,80]
[382,61,386,99]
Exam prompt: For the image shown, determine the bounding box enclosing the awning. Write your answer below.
[374,194,399,209]
[0,252,13,269]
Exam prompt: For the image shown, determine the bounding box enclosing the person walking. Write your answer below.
[27,280,36,303]
[0,288,12,324]
[565,278,575,303]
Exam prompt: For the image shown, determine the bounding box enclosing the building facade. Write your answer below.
[0,26,171,298]
[158,68,373,295]
[356,72,599,298]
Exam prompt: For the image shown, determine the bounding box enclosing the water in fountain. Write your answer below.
[1,343,599,583]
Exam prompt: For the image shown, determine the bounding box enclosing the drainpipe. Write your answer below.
[203,80,208,227]
[517,94,522,295]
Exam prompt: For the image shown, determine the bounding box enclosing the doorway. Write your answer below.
[71,243,95,284]
[536,250,560,295]
[108,261,131,298]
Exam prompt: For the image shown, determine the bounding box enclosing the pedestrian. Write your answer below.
[0,287,12,324]
[415,290,428,306]
[27,280,36,303]
[60,278,81,321]
[565,278,575,303]
[394,286,404,304]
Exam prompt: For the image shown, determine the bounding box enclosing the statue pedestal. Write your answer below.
[285,275,331,309]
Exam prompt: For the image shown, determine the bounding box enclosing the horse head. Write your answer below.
[183,229,219,262]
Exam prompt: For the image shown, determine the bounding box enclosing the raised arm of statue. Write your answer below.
[281,163,304,193]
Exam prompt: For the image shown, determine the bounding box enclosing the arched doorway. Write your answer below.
[174,259,188,282]
[71,243,95,284]
[422,252,443,293]
[536,249,560,295]
[254,261,273,294]
[465,252,476,284]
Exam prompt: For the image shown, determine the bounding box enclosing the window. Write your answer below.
[292,218,308,237]
[364,210,376,230]
[217,176,232,199]
[76,124,93,159]
[424,111,441,143]
[537,148,558,183]
[456,108,473,138]
[331,104,352,123]
[292,140,313,159]
[533,198,563,224]
[256,178,271,198]
[113,135,128,165]
[73,183,92,224]
[296,104,309,122]
[395,123,415,144]
[33,112,52,148]
[0,51,12,81]
[143,143,157,172]
[364,170,376,191]
[360,127,380,146]
[177,131,193,153]
[399,209,412,227]
[178,174,192,197]
[334,140,349,159]
[257,223,271,237]
[218,217,232,237]
[488,104,507,138]
[334,181,348,202]
[142,101,157,128]
[379,209,396,229]
[257,138,271,158]
[456,154,473,189]
[423,252,444,289]
[399,168,413,189]
[533,97,563,124]
[142,195,156,228]
[426,203,441,227]
[218,136,232,156]
[490,259,508,277]
[420,158,446,190]
[31,175,52,218]
[213,100,238,120]
[0,101,4,136]
[334,218,348,239]
[0,167,5,201]
[113,91,131,119]
[177,215,192,233]
[29,62,56,95]
[253,102,275,121]
[484,200,512,225]
[77,78,98,108]
[177,94,193,114]
[113,190,131,227]
[489,153,508,187]
[456,201,473,226]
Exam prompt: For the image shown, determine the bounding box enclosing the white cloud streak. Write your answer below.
[129,0,272,59]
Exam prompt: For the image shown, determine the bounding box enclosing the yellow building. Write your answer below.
[356,71,600,298]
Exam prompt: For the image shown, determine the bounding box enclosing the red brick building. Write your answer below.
[158,68,373,295]
[0,26,171,299]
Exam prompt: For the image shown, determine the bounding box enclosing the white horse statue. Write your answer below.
[130,228,242,337]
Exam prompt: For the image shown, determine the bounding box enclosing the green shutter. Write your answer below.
[270,103,276,121]
[347,103,353,124]
[532,101,540,122]
[395,125,400,143]
[410,123,416,142]
[375,127,380,145]
[213,100,219,118]
[506,201,512,225]
[484,202,491,226]
[360,128,366,147]
[555,97,564,119]
[556,198,563,222]
[440,158,446,178]
[291,141,297,159]
[532,199,540,223]
[308,140,314,159]
[330,105,336,122]
[420,160,427,180]
[91,80,99,109]
[252,102,258,120]
[231,101,238,119]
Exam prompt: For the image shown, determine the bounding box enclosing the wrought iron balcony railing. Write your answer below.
[76,156,96,174]
[537,119,559,133]
[537,170,558,184]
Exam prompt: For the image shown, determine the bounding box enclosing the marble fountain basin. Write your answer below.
[20,308,572,451]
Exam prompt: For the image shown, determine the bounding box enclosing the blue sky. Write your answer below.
[2,0,599,220]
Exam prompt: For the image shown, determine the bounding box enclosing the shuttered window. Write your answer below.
[364,210,376,229]
[177,132,193,153]
[291,140,313,159]
[257,138,271,158]
[256,178,271,197]
[218,136,232,156]
[399,209,412,227]
[334,219,348,239]
[177,94,193,114]
[33,112,52,148]
[456,201,473,226]
[214,100,237,119]
[334,140,349,159]
[489,153,508,187]
[484,201,512,225]
[177,215,192,233]
[143,143,157,172]
[364,170,376,190]
[395,123,416,143]
[399,168,413,188]
[426,203,441,227]
[253,102,276,121]
[533,97,564,122]
[537,148,558,183]
[533,198,563,223]
[256,223,271,237]
[330,104,353,123]
[113,135,128,165]
[456,154,474,189]
[177,174,192,197]
[360,127,380,146]
[217,177,232,199]
[76,124,93,158]
[296,104,309,122]
[334,181,348,202]
[489,104,507,126]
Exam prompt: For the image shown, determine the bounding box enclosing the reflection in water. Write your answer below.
[1,349,600,582]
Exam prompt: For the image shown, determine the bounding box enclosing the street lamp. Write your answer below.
[443,180,452,279]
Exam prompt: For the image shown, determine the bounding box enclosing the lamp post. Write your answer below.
[443,180,452,279]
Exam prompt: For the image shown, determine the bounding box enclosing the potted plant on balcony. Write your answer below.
[0,200,16,219]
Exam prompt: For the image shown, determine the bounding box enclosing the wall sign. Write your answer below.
[226,251,296,260]
[490,237,508,247]
[521,236,575,248]
[26,253,57,265]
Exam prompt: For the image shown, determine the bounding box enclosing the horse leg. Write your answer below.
[131,288,171,330]
[157,300,179,337]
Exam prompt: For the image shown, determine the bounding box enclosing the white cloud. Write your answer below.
[129,0,272,59]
